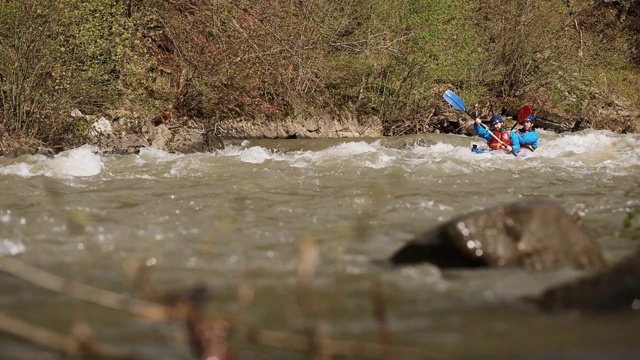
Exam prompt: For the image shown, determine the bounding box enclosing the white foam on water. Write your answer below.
[0,239,26,256]
[364,152,394,169]
[217,144,286,164]
[405,130,640,174]
[0,130,636,179]
[241,146,286,163]
[0,162,35,177]
[47,145,104,177]
[412,141,480,159]
[409,141,494,173]
[0,145,103,178]
[138,146,182,163]
[317,141,379,157]
[289,141,382,168]
[528,130,640,175]
[238,146,271,164]
[537,130,617,157]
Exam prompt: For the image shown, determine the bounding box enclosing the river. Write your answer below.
[0,129,639,359]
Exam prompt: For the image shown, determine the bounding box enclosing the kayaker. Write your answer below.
[514,115,539,152]
[474,115,520,153]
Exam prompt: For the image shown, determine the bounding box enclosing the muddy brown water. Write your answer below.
[1,129,639,359]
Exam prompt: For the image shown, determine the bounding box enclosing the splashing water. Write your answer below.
[0,130,639,358]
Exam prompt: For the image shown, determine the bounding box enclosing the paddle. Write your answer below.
[511,104,532,130]
[443,90,517,156]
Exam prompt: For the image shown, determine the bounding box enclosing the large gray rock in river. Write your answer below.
[528,247,640,312]
[390,199,607,270]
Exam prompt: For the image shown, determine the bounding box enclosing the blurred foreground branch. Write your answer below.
[0,256,168,320]
[0,313,134,360]
[0,256,443,359]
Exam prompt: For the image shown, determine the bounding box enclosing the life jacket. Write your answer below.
[489,130,512,150]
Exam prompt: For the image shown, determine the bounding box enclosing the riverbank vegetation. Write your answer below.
[1,0,639,151]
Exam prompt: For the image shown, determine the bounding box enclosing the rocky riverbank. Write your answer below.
[1,102,639,158]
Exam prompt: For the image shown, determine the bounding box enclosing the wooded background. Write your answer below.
[1,0,638,148]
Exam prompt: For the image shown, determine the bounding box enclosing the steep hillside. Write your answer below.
[1,0,638,152]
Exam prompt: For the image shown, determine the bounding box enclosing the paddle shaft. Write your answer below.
[477,121,516,155]
[464,109,517,156]
[442,90,517,156]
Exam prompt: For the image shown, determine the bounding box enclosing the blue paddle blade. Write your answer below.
[443,90,466,112]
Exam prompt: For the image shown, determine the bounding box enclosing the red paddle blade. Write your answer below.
[518,105,532,123]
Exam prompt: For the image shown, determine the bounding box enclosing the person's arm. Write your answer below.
[509,131,520,153]
[473,119,492,142]
[521,132,539,150]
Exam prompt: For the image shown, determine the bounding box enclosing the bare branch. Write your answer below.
[0,313,136,360]
[0,257,443,359]
[0,257,168,320]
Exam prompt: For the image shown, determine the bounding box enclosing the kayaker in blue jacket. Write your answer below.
[474,115,520,153]
[514,115,539,152]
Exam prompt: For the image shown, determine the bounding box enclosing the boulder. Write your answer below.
[90,117,113,137]
[390,199,607,270]
[528,247,640,312]
[150,124,173,150]
[105,134,149,155]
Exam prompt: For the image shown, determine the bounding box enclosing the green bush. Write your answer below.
[0,0,133,145]
[1,0,639,148]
